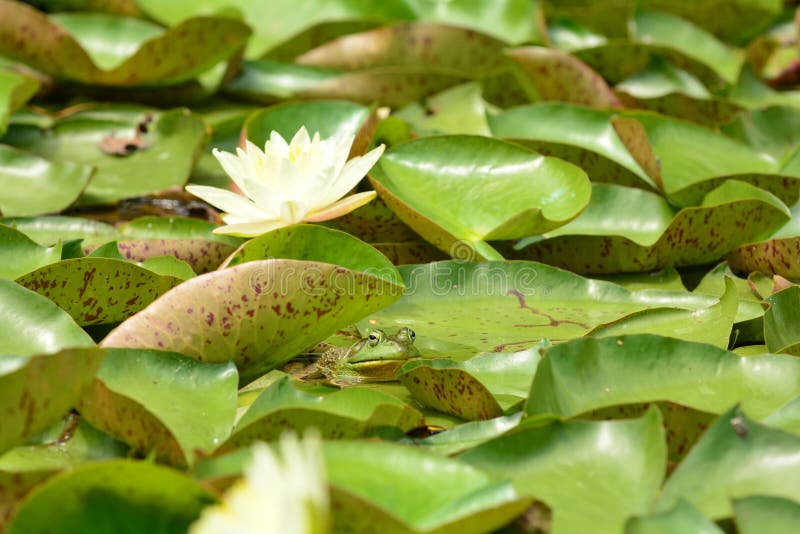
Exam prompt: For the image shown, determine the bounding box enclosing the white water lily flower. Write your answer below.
[190,431,330,534]
[186,127,385,236]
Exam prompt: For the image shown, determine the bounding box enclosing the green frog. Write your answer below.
[305,327,420,387]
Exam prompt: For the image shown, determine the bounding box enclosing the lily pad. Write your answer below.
[0,347,104,455]
[225,376,423,448]
[3,108,206,206]
[461,406,666,534]
[0,69,38,136]
[101,259,403,382]
[733,495,800,534]
[16,258,183,326]
[0,144,93,217]
[6,459,215,534]
[0,4,251,86]
[78,349,238,466]
[394,82,492,137]
[764,286,800,355]
[365,261,753,360]
[0,225,61,280]
[657,406,800,519]
[414,413,524,456]
[626,499,724,534]
[324,440,532,534]
[506,181,790,274]
[370,135,591,260]
[0,216,116,247]
[526,335,800,420]
[586,277,738,348]
[727,235,800,278]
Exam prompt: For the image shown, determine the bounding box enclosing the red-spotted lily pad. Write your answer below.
[224,376,423,449]
[102,259,403,382]
[369,135,591,260]
[16,258,183,326]
[0,3,251,86]
[3,108,206,206]
[461,406,666,533]
[324,440,531,534]
[6,459,215,534]
[763,286,800,355]
[505,182,790,274]
[78,349,238,466]
[398,345,544,420]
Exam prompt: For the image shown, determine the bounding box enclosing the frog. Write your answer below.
[302,327,420,387]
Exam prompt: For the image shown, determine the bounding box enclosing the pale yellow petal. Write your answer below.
[316,144,385,208]
[305,191,377,222]
[212,148,254,197]
[185,185,267,221]
[212,219,291,237]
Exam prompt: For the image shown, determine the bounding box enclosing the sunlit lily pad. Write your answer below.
[370,135,591,260]
[505,182,790,274]
[0,225,61,280]
[0,4,251,85]
[394,82,492,137]
[78,349,237,466]
[626,499,724,534]
[733,495,800,534]
[324,440,531,534]
[3,108,206,206]
[461,406,666,534]
[657,406,800,519]
[102,259,403,382]
[6,460,215,534]
[0,69,39,136]
[16,258,183,326]
[225,376,423,448]
[0,216,116,247]
[413,413,524,456]
[763,286,800,355]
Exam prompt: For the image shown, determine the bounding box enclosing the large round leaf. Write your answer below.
[460,406,666,534]
[6,460,215,534]
[101,259,403,382]
[370,135,591,260]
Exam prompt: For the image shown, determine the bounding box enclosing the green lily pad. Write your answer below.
[365,261,752,360]
[371,242,448,265]
[398,345,544,420]
[324,440,532,534]
[225,376,423,448]
[657,406,800,519]
[16,258,183,326]
[101,259,403,382]
[0,347,104,455]
[593,267,686,292]
[526,335,800,420]
[461,406,666,534]
[0,4,251,85]
[764,286,800,355]
[0,216,116,247]
[324,197,420,244]
[733,495,800,534]
[626,499,724,534]
[78,349,238,466]
[370,135,591,260]
[720,105,800,168]
[488,103,659,191]
[0,144,93,217]
[0,225,62,280]
[506,181,790,274]
[506,46,622,107]
[727,236,800,278]
[3,108,206,206]
[0,69,38,136]
[6,459,215,534]
[222,225,402,285]
[394,82,492,137]
[586,277,738,348]
[413,413,524,456]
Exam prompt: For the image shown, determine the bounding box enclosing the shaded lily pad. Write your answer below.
[364,261,745,360]
[505,182,790,274]
[733,495,800,534]
[657,406,800,519]
[414,413,524,456]
[394,82,492,136]
[727,235,800,278]
[370,135,591,260]
[6,460,215,534]
[0,225,61,280]
[763,286,800,355]
[0,347,103,455]
[0,69,38,136]
[461,406,666,534]
[398,345,544,420]
[0,216,116,247]
[102,259,403,382]
[0,4,251,85]
[222,225,402,286]
[626,499,724,534]
[586,277,738,348]
[324,440,531,534]
[526,335,800,420]
[16,257,183,326]
[3,108,206,206]
[0,144,93,217]
[225,376,423,448]
[78,349,238,466]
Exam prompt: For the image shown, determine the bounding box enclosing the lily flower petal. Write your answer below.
[185,185,268,221]
[212,149,253,197]
[318,144,385,207]
[305,191,377,222]
[212,219,289,236]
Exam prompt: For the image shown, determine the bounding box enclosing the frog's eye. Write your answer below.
[407,329,416,341]
[367,330,384,346]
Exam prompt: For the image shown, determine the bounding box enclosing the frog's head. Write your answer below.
[347,327,420,364]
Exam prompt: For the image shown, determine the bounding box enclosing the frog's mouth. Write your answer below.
[350,359,415,379]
